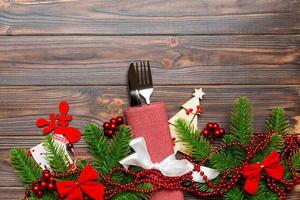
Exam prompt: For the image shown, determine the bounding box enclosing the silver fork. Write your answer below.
[135,61,153,104]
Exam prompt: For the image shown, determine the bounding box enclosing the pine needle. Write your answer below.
[266,108,289,134]
[43,134,70,172]
[10,148,42,184]
[174,118,211,160]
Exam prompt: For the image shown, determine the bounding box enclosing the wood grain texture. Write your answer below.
[0,85,299,190]
[0,35,299,85]
[1,0,300,199]
[0,0,299,35]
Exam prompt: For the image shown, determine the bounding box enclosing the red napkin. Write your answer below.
[124,102,184,200]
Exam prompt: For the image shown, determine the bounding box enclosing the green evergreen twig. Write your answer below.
[10,148,42,184]
[266,108,289,134]
[174,118,211,161]
[43,135,70,172]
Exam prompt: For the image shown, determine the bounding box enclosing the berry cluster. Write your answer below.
[201,122,225,137]
[31,170,55,198]
[103,116,124,136]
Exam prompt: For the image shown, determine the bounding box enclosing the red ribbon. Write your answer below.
[243,150,284,195]
[56,165,104,200]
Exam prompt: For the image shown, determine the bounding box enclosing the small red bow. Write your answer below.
[243,150,284,195]
[56,165,104,200]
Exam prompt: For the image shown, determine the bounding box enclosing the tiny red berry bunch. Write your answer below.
[31,170,56,198]
[103,116,124,137]
[201,122,225,137]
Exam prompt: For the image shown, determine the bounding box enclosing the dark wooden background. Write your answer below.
[0,0,299,199]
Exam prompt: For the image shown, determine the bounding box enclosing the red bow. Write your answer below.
[243,150,284,195]
[56,165,104,200]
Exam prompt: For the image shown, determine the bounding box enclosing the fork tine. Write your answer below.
[143,61,148,85]
[147,61,152,86]
[135,62,139,84]
[140,61,145,85]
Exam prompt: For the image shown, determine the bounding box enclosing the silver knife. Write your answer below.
[128,64,142,106]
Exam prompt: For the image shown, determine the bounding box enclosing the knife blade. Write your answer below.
[128,63,142,106]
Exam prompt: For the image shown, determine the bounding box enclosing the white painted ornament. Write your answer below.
[169,88,205,154]
[30,134,72,170]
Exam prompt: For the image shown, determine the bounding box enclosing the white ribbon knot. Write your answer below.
[120,137,219,182]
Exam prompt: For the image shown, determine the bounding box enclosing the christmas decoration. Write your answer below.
[56,165,105,200]
[201,122,226,138]
[169,88,205,154]
[36,101,81,143]
[103,116,125,137]
[9,97,300,200]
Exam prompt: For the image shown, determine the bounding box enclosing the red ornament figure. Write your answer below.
[103,116,125,137]
[201,122,226,138]
[36,101,81,143]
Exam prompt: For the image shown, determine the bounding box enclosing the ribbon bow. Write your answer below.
[243,150,284,195]
[56,165,105,200]
[120,137,219,183]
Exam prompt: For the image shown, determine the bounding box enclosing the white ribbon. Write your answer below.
[120,137,219,182]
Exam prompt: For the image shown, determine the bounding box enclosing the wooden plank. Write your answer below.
[0,0,299,35]
[0,85,299,187]
[0,35,299,85]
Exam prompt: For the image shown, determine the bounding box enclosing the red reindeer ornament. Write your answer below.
[36,101,81,143]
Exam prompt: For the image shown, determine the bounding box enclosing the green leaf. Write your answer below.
[10,148,42,184]
[174,118,211,160]
[266,108,289,134]
[225,96,253,144]
[43,134,70,172]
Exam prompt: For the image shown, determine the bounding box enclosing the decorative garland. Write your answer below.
[10,97,300,200]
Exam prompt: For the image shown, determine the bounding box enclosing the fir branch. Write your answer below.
[10,148,42,184]
[251,134,283,163]
[174,118,211,161]
[84,123,109,173]
[248,183,279,200]
[43,135,70,172]
[209,146,246,172]
[224,186,245,200]
[224,96,253,144]
[29,192,54,200]
[266,108,289,134]
[291,152,300,171]
[113,183,152,200]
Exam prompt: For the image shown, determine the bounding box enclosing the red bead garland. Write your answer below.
[24,130,300,200]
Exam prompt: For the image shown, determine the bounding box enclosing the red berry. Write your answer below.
[202,129,210,137]
[40,181,47,189]
[35,190,44,198]
[214,129,222,137]
[47,182,56,191]
[42,170,51,180]
[207,122,214,129]
[109,123,117,131]
[49,176,55,183]
[110,118,117,124]
[219,128,226,135]
[32,184,40,193]
[105,129,114,136]
[116,116,124,124]
[103,122,110,129]
[213,123,219,129]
